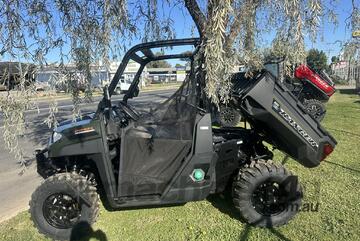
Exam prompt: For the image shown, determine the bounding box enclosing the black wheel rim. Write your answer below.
[251,181,285,216]
[43,193,81,229]
[221,107,236,124]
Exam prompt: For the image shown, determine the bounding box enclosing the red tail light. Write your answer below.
[321,143,334,161]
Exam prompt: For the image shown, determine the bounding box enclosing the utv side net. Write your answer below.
[119,73,199,196]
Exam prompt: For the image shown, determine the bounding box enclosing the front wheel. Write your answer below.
[232,160,302,227]
[29,173,100,240]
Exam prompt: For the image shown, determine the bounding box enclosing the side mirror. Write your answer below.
[134,86,139,97]
[123,85,139,103]
[103,85,111,108]
[103,85,110,100]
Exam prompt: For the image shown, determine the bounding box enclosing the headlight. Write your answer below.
[52,132,62,143]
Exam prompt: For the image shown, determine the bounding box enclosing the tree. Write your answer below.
[306,49,328,72]
[331,56,339,63]
[0,0,345,164]
[146,61,172,68]
[342,0,360,83]
[146,52,172,68]
[175,63,185,68]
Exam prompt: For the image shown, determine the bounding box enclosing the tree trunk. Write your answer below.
[244,0,259,51]
[184,0,206,37]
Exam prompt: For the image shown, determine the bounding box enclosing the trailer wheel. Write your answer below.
[29,173,100,240]
[219,106,241,127]
[303,99,326,121]
[232,160,302,227]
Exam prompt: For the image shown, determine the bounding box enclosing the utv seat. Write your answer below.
[126,126,156,139]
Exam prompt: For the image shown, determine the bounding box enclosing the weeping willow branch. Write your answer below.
[204,0,235,107]
[0,64,37,165]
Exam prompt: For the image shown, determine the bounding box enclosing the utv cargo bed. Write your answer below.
[231,71,337,167]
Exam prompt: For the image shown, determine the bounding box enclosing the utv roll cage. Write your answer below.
[107,38,201,101]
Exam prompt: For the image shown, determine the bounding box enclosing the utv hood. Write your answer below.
[55,112,95,133]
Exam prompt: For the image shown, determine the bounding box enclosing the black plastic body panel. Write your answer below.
[112,114,217,207]
[300,81,330,102]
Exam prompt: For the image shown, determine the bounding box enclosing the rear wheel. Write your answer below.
[232,160,302,227]
[30,173,100,240]
[219,106,241,127]
[303,99,326,121]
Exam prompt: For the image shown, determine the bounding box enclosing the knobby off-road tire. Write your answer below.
[219,106,241,127]
[303,99,326,122]
[232,160,303,227]
[29,173,100,241]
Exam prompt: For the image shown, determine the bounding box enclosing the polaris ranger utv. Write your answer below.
[30,38,337,240]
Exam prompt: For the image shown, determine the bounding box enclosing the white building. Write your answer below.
[107,61,148,87]
[146,66,191,83]
[35,60,194,91]
[35,61,149,91]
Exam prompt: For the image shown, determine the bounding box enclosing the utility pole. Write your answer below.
[347,55,352,85]
[352,30,360,88]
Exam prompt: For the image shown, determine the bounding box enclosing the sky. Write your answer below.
[136,0,356,64]
[1,0,357,65]
[304,0,355,59]
[124,0,357,62]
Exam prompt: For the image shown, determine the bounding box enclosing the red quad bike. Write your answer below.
[264,59,336,122]
[291,64,336,121]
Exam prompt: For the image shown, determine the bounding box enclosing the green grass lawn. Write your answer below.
[1,90,360,241]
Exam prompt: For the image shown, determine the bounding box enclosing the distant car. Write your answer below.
[0,84,8,91]
[34,81,50,91]
[0,62,37,91]
[114,77,131,95]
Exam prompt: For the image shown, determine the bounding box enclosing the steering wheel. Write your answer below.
[118,101,140,121]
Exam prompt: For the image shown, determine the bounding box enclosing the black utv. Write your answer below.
[30,38,337,240]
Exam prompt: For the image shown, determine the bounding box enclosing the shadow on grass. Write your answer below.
[70,221,107,241]
[207,193,293,241]
[268,228,292,241]
[327,127,360,138]
[282,155,290,165]
[323,160,360,174]
[338,89,357,95]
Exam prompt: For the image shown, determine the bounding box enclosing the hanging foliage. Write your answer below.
[0,0,344,164]
[204,0,234,106]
